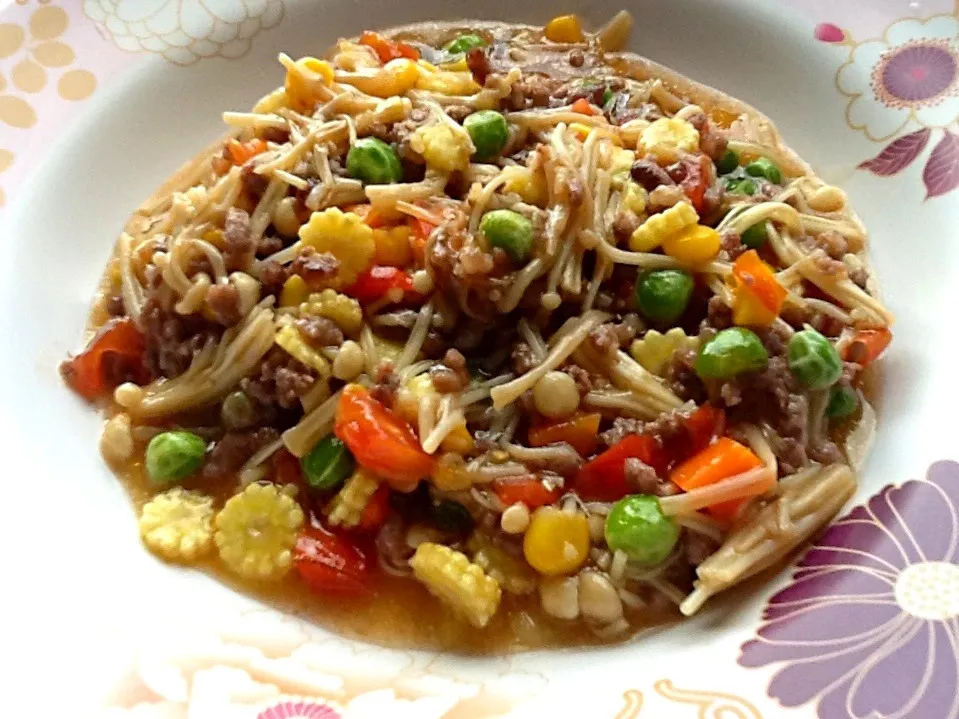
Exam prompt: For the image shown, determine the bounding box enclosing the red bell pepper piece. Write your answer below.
[60,318,149,401]
[294,528,371,597]
[334,384,435,491]
[679,155,711,214]
[492,476,561,509]
[357,484,391,532]
[573,434,667,501]
[359,31,420,63]
[344,265,415,304]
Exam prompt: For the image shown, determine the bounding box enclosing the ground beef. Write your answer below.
[259,260,289,299]
[588,323,622,357]
[804,230,848,260]
[568,49,585,67]
[511,341,537,375]
[814,252,846,275]
[295,316,343,346]
[563,364,595,396]
[505,74,560,110]
[105,294,125,317]
[848,265,869,289]
[138,272,222,378]
[612,209,642,241]
[290,247,339,288]
[244,349,314,410]
[370,360,400,408]
[606,92,662,125]
[205,283,242,327]
[223,207,255,272]
[567,176,586,206]
[256,234,284,257]
[717,230,748,262]
[259,126,289,144]
[613,314,642,346]
[201,427,279,481]
[625,457,680,496]
[444,104,472,123]
[631,159,675,191]
[700,295,733,334]
[240,164,268,201]
[466,47,491,85]
[430,348,470,393]
[666,348,707,404]
[683,531,719,566]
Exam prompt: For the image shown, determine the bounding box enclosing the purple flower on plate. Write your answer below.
[871,39,959,110]
[257,700,341,719]
[740,461,959,719]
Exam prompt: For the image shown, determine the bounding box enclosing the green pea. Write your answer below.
[346,137,402,185]
[635,269,694,324]
[696,327,769,379]
[146,431,206,484]
[463,110,509,160]
[430,499,475,535]
[301,435,354,492]
[827,385,859,419]
[745,157,782,184]
[716,149,739,175]
[221,391,257,430]
[605,495,680,566]
[741,221,770,249]
[479,209,534,262]
[788,328,843,390]
[444,34,485,55]
[726,178,757,195]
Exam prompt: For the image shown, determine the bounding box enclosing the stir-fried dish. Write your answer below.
[62,12,893,651]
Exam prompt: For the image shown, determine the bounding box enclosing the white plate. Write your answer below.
[1,0,958,716]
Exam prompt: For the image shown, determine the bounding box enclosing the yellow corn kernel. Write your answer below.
[468,534,537,595]
[545,14,584,44]
[415,70,481,96]
[661,223,722,267]
[630,328,699,377]
[732,286,777,327]
[629,201,699,252]
[214,483,304,581]
[432,455,475,491]
[410,542,503,627]
[621,181,648,215]
[139,488,215,563]
[523,506,590,576]
[639,117,700,163]
[326,469,380,528]
[372,225,413,266]
[285,56,334,112]
[410,123,474,174]
[441,423,474,454]
[500,165,547,207]
[438,57,469,72]
[280,275,309,307]
[341,58,420,98]
[298,207,375,287]
[275,324,331,374]
[608,147,636,177]
[301,289,363,336]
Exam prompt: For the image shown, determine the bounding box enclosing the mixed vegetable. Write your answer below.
[62,11,892,647]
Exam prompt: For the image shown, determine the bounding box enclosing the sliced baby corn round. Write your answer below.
[139,487,215,563]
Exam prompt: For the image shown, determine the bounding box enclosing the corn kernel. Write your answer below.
[410,123,474,174]
[630,328,699,376]
[621,181,648,215]
[411,542,502,627]
[639,117,700,163]
[440,423,474,454]
[732,287,777,327]
[301,289,363,336]
[661,223,721,267]
[629,201,699,252]
[545,14,584,44]
[523,507,590,576]
[299,208,375,287]
[280,275,309,307]
[500,165,547,206]
[275,324,330,374]
[608,147,636,177]
[372,225,413,266]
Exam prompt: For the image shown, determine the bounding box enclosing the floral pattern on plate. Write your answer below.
[817,11,959,196]
[739,461,959,719]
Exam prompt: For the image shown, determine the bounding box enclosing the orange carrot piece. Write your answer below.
[843,328,892,366]
[226,138,267,165]
[570,98,598,116]
[528,413,601,456]
[733,250,786,316]
[670,437,764,492]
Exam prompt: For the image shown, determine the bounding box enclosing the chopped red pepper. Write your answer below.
[359,31,420,63]
[357,484,391,531]
[60,318,149,401]
[573,434,667,501]
[679,155,712,214]
[528,412,601,456]
[344,265,416,304]
[681,404,726,456]
[293,527,371,597]
[492,476,561,509]
[843,328,892,367]
[334,384,435,491]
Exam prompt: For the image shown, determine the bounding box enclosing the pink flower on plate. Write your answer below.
[257,700,341,719]
[739,461,959,719]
